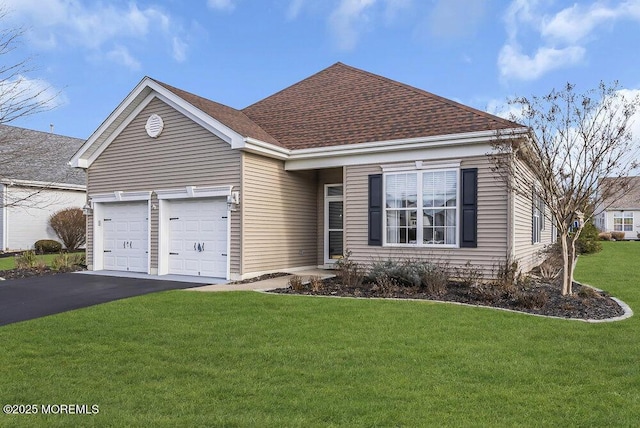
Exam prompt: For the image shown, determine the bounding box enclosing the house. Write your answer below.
[595,176,640,240]
[0,125,86,251]
[69,62,553,280]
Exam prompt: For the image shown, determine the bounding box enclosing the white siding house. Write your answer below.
[0,125,86,251]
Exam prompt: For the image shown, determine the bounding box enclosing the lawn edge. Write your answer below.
[254,285,634,323]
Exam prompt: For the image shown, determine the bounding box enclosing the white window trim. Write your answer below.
[382,166,460,248]
[613,211,633,232]
[324,184,344,265]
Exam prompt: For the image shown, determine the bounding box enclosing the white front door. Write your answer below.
[102,202,148,272]
[324,184,344,264]
[168,198,228,277]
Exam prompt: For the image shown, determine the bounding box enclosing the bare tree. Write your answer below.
[491,82,640,295]
[0,8,80,209]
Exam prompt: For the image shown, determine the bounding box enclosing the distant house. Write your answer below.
[70,62,553,280]
[0,125,86,251]
[595,176,640,240]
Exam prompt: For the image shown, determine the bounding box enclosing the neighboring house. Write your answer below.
[69,62,553,280]
[595,176,640,240]
[0,125,86,251]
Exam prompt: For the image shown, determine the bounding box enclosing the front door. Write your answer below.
[324,184,344,264]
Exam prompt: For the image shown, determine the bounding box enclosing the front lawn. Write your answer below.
[0,242,638,426]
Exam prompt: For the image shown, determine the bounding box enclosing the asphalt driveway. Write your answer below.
[0,273,207,326]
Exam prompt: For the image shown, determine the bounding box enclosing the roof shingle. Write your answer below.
[0,125,85,186]
[242,62,522,149]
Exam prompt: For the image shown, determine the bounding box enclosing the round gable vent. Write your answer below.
[145,114,164,138]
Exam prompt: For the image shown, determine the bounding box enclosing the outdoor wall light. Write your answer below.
[82,203,93,216]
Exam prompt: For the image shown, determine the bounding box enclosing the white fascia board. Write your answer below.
[85,92,157,167]
[151,89,245,148]
[284,128,525,170]
[286,143,495,170]
[242,137,291,160]
[0,179,86,191]
[69,77,156,168]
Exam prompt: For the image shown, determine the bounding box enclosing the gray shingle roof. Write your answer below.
[0,125,86,187]
[599,176,640,209]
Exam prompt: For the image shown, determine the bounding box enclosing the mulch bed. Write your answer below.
[269,277,625,320]
[0,266,86,281]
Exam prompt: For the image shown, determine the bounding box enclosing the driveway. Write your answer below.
[0,273,207,326]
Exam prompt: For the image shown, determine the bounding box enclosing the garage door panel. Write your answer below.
[102,202,148,273]
[167,198,227,277]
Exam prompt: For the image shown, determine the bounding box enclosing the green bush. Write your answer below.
[575,222,602,254]
[34,239,62,254]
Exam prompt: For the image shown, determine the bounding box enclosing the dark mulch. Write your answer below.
[0,266,86,281]
[229,272,290,285]
[270,277,625,320]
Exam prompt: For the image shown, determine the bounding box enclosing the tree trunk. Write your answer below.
[560,231,571,295]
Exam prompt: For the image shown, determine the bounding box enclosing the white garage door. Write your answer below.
[102,202,148,273]
[168,198,227,277]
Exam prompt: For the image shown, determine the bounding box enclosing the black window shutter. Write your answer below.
[368,174,383,246]
[460,168,478,248]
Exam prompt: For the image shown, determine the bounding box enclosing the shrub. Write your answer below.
[288,275,304,291]
[514,290,549,309]
[578,286,601,299]
[51,252,85,271]
[454,261,484,286]
[49,208,86,250]
[598,232,612,241]
[495,257,520,288]
[15,251,42,269]
[611,231,626,241]
[419,263,449,296]
[575,222,602,254]
[34,239,62,254]
[336,251,365,287]
[309,275,324,292]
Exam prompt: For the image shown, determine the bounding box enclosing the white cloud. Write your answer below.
[207,0,236,11]
[106,46,141,71]
[499,0,640,81]
[3,0,189,66]
[498,44,585,81]
[541,1,640,44]
[287,0,306,20]
[328,0,377,50]
[0,75,66,115]
[172,37,188,63]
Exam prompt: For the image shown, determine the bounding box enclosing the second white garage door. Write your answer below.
[168,198,228,277]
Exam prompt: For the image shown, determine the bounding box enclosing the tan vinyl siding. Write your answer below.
[316,168,344,266]
[242,152,317,275]
[87,97,242,274]
[511,158,553,272]
[344,156,509,276]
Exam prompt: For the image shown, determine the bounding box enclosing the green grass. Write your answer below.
[0,251,84,270]
[0,242,639,427]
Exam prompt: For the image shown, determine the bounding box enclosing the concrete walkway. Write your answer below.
[187,269,335,292]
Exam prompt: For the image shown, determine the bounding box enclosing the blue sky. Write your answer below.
[3,0,640,140]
